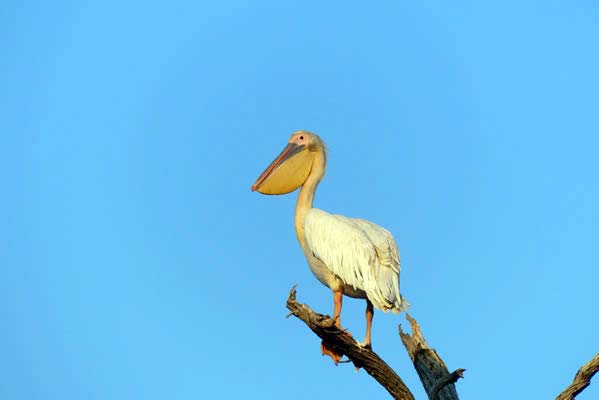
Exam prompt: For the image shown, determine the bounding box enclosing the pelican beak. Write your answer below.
[252,142,314,195]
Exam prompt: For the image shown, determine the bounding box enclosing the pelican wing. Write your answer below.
[304,208,408,312]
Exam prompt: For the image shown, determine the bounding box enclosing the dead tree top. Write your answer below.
[285,286,464,400]
[285,286,598,400]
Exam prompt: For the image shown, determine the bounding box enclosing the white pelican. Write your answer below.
[252,131,408,363]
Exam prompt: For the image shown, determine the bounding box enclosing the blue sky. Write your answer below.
[6,1,599,399]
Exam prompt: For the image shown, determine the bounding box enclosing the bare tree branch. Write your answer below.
[399,314,464,400]
[286,286,597,400]
[285,286,415,400]
[428,369,465,400]
[556,352,599,400]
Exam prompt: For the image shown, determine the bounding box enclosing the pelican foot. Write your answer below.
[321,340,344,365]
[359,341,372,350]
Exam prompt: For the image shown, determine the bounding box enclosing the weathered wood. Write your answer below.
[286,286,593,400]
[428,369,465,400]
[556,352,599,400]
[399,314,463,400]
[285,286,415,400]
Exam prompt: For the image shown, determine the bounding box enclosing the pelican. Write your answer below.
[252,131,408,363]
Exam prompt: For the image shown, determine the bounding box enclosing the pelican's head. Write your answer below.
[251,131,325,195]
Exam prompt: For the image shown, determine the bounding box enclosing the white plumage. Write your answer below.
[305,208,409,313]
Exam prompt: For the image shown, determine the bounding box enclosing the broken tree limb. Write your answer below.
[556,352,599,400]
[399,314,464,400]
[286,286,594,400]
[285,286,415,400]
[428,369,465,400]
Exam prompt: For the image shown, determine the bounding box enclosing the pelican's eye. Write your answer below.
[299,135,304,140]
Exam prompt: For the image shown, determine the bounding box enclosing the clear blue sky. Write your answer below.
[6,1,599,399]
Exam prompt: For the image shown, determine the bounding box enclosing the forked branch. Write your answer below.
[285,286,597,400]
[286,286,415,400]
[286,287,466,399]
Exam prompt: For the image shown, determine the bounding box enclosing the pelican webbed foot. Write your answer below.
[321,340,344,365]
[359,341,372,350]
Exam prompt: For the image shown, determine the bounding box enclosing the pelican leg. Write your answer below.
[362,300,374,349]
[333,290,343,328]
[321,290,348,365]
